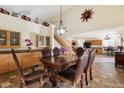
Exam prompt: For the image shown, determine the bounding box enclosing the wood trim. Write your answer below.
[7,31,10,48]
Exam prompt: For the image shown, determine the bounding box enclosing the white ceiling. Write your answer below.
[0,5,74,22]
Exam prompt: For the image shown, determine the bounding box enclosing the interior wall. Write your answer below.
[0,13,51,48]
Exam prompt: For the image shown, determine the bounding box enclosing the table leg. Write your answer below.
[49,70,58,88]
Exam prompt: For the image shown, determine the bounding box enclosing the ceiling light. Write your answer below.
[104,35,111,40]
[55,5,66,35]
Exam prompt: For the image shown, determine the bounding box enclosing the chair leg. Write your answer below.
[115,62,117,67]
[90,67,93,80]
[72,82,76,88]
[85,72,88,85]
[80,75,83,88]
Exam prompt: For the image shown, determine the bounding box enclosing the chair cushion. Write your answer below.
[58,68,76,81]
[69,65,77,70]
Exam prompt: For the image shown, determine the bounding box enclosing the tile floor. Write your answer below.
[0,55,124,88]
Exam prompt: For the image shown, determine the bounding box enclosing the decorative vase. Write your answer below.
[120,49,123,52]
[28,47,31,51]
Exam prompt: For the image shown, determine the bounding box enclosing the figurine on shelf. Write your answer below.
[25,39,33,50]
[42,21,50,27]
[34,17,40,24]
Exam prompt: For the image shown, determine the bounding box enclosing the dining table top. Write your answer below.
[41,54,78,71]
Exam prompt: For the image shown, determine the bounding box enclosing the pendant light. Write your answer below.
[104,35,111,40]
[55,5,66,35]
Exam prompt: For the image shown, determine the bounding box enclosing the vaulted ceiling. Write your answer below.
[0,5,124,39]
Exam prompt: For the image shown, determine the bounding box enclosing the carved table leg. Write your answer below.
[50,72,58,87]
[48,68,58,88]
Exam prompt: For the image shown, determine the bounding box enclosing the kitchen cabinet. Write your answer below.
[0,30,20,48]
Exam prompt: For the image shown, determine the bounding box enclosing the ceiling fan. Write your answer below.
[104,35,111,40]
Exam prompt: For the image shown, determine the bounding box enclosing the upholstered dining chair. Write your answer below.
[69,47,84,70]
[42,47,52,58]
[58,50,89,88]
[41,47,52,71]
[76,47,84,57]
[11,49,43,88]
[84,48,96,85]
[53,47,60,56]
[60,47,67,54]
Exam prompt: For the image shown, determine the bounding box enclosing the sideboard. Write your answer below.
[0,49,43,74]
[115,52,124,67]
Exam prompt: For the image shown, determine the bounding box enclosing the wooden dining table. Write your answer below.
[40,54,78,87]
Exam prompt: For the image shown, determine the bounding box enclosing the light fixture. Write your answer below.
[55,5,66,35]
[104,35,111,40]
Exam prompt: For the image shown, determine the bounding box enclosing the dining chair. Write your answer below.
[11,49,43,88]
[60,47,67,54]
[76,47,84,57]
[42,47,52,58]
[41,47,52,71]
[69,47,84,70]
[58,50,89,88]
[84,48,96,85]
[53,47,60,56]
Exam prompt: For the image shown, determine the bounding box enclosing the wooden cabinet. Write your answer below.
[20,52,42,69]
[0,51,42,74]
[21,53,33,69]
[10,32,20,48]
[31,52,42,66]
[0,30,8,48]
[8,54,21,71]
[0,30,20,48]
[96,48,102,54]
[87,40,102,54]
[89,40,102,45]
[97,40,102,45]
[0,55,9,73]
[115,52,124,67]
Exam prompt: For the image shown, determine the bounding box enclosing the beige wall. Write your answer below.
[0,13,52,48]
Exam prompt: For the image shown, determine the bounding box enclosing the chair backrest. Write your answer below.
[74,49,89,81]
[53,47,60,56]
[60,47,67,54]
[11,49,24,78]
[86,48,96,70]
[42,47,52,58]
[76,47,84,57]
